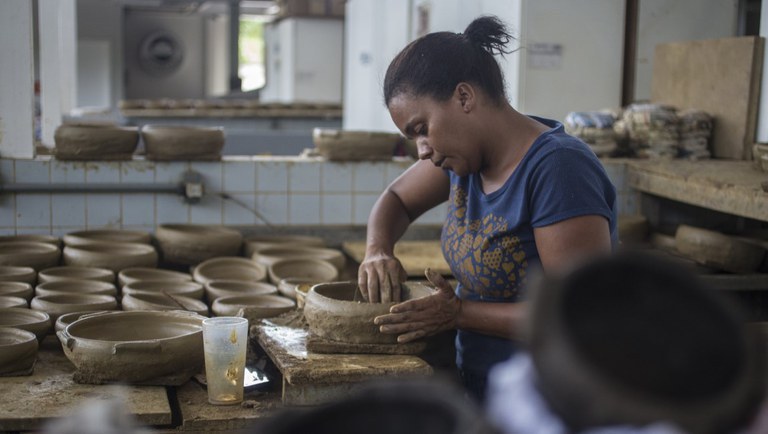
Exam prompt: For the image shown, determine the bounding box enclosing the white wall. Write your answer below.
[78,40,111,108]
[76,0,123,109]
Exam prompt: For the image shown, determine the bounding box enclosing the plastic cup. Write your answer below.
[202,316,249,405]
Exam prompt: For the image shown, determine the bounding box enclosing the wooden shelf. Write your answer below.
[627,160,768,222]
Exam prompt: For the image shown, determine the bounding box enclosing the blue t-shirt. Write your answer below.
[441,116,618,378]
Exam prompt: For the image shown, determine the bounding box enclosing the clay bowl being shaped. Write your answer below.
[192,256,267,285]
[54,123,139,160]
[0,308,51,342]
[243,234,325,257]
[54,311,104,334]
[35,280,118,298]
[268,258,339,285]
[277,277,318,300]
[312,128,400,161]
[0,328,38,376]
[38,266,115,284]
[63,243,158,272]
[211,294,295,318]
[253,246,346,271]
[0,266,36,285]
[0,234,60,247]
[0,296,28,309]
[141,125,225,161]
[63,229,152,247]
[30,294,117,323]
[57,310,206,385]
[0,282,34,301]
[0,242,60,271]
[118,267,192,287]
[204,280,278,303]
[155,224,242,266]
[121,293,209,317]
[122,280,205,300]
[304,281,434,345]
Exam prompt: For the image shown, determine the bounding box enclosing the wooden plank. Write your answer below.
[627,160,768,222]
[342,240,451,277]
[651,36,764,160]
[0,336,171,431]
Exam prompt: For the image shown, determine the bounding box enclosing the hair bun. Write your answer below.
[463,15,515,56]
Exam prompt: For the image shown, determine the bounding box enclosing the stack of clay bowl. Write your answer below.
[243,234,325,257]
[253,246,346,272]
[0,266,37,286]
[141,125,225,161]
[155,224,242,266]
[62,229,157,272]
[0,241,60,272]
[62,229,151,247]
[54,123,139,160]
[38,266,115,285]
[0,327,38,376]
[0,308,51,342]
[0,282,34,304]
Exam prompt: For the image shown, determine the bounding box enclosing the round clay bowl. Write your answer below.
[312,128,400,161]
[0,282,33,301]
[277,277,318,300]
[122,280,205,300]
[38,266,115,284]
[63,243,158,272]
[0,242,60,271]
[155,224,242,266]
[35,280,118,298]
[526,252,765,433]
[252,246,346,271]
[192,256,267,284]
[0,234,60,247]
[0,266,36,285]
[304,282,433,345]
[118,267,192,287]
[243,234,325,257]
[268,258,339,285]
[54,310,104,334]
[63,229,151,247]
[0,296,28,309]
[141,125,225,160]
[54,124,139,159]
[121,293,209,317]
[57,310,205,385]
[675,224,765,273]
[30,294,117,323]
[0,308,51,342]
[211,294,295,318]
[204,280,278,302]
[0,328,38,376]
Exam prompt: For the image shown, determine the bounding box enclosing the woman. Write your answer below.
[358,15,618,402]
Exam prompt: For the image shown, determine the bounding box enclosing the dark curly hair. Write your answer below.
[383,15,516,107]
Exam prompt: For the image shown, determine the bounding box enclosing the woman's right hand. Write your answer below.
[358,252,408,303]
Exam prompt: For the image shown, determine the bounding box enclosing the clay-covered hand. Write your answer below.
[358,251,408,303]
[374,268,461,343]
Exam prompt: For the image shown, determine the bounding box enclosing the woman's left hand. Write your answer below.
[374,268,461,343]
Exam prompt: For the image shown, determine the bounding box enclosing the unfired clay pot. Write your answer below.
[38,266,115,284]
[155,224,242,266]
[121,293,209,317]
[122,280,205,300]
[192,256,267,284]
[267,258,338,285]
[211,294,295,318]
[118,267,192,287]
[0,308,51,342]
[252,246,346,271]
[0,242,60,271]
[243,234,325,257]
[0,282,34,301]
[57,310,205,385]
[0,328,38,376]
[204,280,278,302]
[0,296,28,309]
[35,280,118,298]
[30,294,117,323]
[304,282,433,345]
[0,266,36,285]
[63,243,158,272]
[312,128,400,161]
[141,125,225,161]
[63,229,152,247]
[54,123,139,160]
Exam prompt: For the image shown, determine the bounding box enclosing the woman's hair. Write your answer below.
[383,15,515,106]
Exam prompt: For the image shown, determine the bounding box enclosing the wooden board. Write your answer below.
[0,336,171,431]
[342,240,451,277]
[651,36,764,160]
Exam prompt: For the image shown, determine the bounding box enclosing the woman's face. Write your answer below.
[388,92,480,177]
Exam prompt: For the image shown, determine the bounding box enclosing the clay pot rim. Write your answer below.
[205,280,277,291]
[36,279,116,291]
[0,235,60,246]
[0,241,59,254]
[0,282,33,291]
[124,280,203,291]
[309,281,431,308]
[63,230,151,246]
[64,243,155,255]
[0,308,50,327]
[158,224,241,237]
[142,124,224,133]
[212,294,295,308]
[0,265,36,276]
[0,296,28,308]
[32,293,116,304]
[39,266,115,281]
[0,327,37,347]
[118,267,192,285]
[122,292,207,310]
[62,310,205,343]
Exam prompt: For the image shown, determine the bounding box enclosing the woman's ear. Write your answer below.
[455,82,476,113]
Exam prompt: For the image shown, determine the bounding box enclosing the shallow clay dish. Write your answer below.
[54,123,139,160]
[141,125,225,161]
[0,242,60,271]
[0,282,34,301]
[57,310,205,385]
[211,294,295,317]
[253,246,346,271]
[304,282,433,345]
[312,128,399,161]
[0,296,28,309]
[192,256,267,284]
[30,294,117,323]
[204,280,278,302]
[0,234,60,247]
[243,234,325,257]
[63,229,151,247]
[121,293,209,317]
[122,280,205,300]
[155,224,242,266]
[38,266,115,284]
[35,280,118,298]
[675,225,765,273]
[0,308,51,341]
[0,328,38,376]
[0,266,36,285]
[54,311,104,334]
[63,243,158,272]
[118,267,192,287]
[268,258,338,285]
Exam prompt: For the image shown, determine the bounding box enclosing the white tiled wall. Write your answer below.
[0,157,634,235]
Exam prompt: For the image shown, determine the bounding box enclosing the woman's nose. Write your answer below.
[416,139,432,160]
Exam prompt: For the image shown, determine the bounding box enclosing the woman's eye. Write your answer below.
[416,126,427,136]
